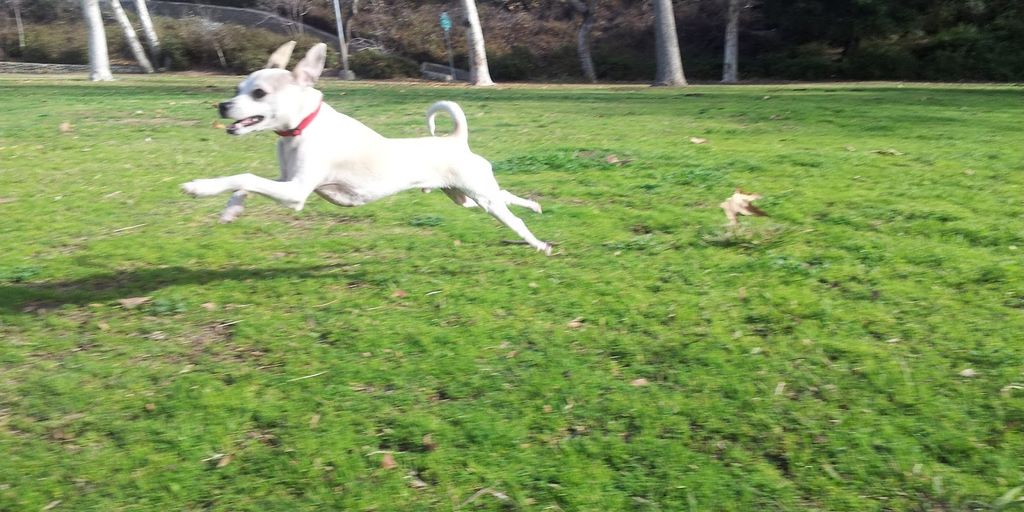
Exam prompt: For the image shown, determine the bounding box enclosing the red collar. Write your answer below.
[276,101,323,137]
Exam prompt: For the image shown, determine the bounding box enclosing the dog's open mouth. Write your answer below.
[227,115,265,133]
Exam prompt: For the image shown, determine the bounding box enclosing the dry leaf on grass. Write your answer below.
[144,403,156,412]
[630,378,649,387]
[212,121,226,129]
[871,148,904,156]
[959,368,977,378]
[689,136,708,144]
[422,434,437,451]
[200,302,217,311]
[59,122,73,133]
[567,317,584,329]
[380,453,397,470]
[117,296,151,309]
[720,189,767,226]
[391,289,408,298]
[309,414,321,429]
[216,454,234,468]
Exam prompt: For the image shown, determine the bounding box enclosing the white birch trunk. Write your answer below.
[462,0,494,86]
[652,0,686,86]
[12,1,25,49]
[109,0,154,73]
[722,0,740,82]
[82,0,114,81]
[134,0,161,65]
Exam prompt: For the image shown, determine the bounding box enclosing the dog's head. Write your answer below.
[218,41,327,136]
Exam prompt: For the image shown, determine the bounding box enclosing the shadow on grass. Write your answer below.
[0,264,359,314]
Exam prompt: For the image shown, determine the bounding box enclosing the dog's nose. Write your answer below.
[218,102,231,118]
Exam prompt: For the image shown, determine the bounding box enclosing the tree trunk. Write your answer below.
[461,0,494,86]
[722,0,739,82]
[109,0,155,73]
[134,0,161,66]
[331,0,354,79]
[82,0,113,81]
[652,0,686,86]
[12,1,25,49]
[573,0,597,83]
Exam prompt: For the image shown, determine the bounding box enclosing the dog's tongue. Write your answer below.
[229,116,263,131]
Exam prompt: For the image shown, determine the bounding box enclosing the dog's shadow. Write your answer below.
[0,264,359,314]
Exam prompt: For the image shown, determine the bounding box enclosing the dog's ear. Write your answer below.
[293,43,327,87]
[266,40,297,69]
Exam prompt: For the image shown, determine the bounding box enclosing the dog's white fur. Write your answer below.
[182,42,552,254]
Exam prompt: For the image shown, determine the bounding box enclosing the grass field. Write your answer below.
[1,74,1022,511]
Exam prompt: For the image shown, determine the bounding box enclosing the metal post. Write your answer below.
[332,0,354,80]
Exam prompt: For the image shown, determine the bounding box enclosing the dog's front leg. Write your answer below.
[182,173,318,211]
[219,190,248,223]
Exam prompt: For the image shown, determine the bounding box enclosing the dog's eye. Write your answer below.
[252,89,267,100]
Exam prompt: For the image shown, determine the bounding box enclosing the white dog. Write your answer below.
[182,42,552,255]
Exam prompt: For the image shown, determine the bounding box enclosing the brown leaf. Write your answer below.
[567,317,584,329]
[959,368,977,378]
[392,289,408,298]
[144,403,156,412]
[542,405,553,413]
[212,121,226,129]
[117,296,151,309]
[630,378,649,387]
[59,122,73,133]
[97,321,110,331]
[380,453,397,470]
[689,136,708,144]
[310,414,321,429]
[200,302,217,311]
[737,287,747,301]
[720,189,766,226]
[216,454,234,468]
[422,434,437,451]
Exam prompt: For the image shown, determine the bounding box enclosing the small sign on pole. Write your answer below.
[440,11,455,80]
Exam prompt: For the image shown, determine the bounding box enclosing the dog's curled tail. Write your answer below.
[426,101,469,141]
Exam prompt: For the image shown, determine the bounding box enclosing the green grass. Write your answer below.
[1,74,1023,511]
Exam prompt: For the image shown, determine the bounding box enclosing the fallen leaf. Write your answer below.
[144,403,156,412]
[42,500,62,511]
[212,121,226,129]
[567,317,584,329]
[117,296,151,309]
[630,378,649,387]
[200,302,217,311]
[738,287,747,301]
[310,414,321,429]
[97,321,110,331]
[59,122,73,133]
[542,405,553,413]
[216,454,234,468]
[871,148,904,156]
[689,136,708,144]
[769,114,783,120]
[774,382,786,396]
[720,189,767,226]
[380,453,397,470]
[959,368,977,378]
[407,472,429,489]
[391,289,408,298]
[422,434,437,451]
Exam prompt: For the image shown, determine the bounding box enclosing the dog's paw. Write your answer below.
[526,201,543,214]
[540,243,553,256]
[219,204,245,223]
[181,179,219,198]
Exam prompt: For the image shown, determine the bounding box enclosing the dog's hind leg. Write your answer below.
[471,193,552,255]
[501,190,542,213]
[219,190,248,223]
[443,188,479,208]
